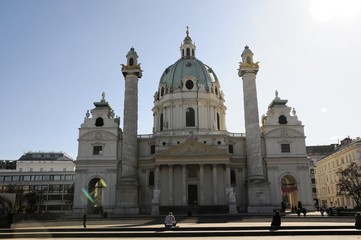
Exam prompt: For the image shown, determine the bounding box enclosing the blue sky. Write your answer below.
[1,0,360,160]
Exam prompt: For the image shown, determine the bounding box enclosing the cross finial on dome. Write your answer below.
[186,26,189,36]
[101,92,106,101]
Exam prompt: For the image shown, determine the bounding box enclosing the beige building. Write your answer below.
[307,144,339,205]
[315,138,361,208]
[73,29,313,215]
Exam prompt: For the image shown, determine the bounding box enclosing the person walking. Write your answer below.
[83,214,87,228]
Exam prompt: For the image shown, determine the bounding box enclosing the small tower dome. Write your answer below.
[241,46,254,64]
[126,47,139,66]
[121,47,142,78]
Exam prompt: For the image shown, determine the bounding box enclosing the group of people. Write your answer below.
[272,210,361,230]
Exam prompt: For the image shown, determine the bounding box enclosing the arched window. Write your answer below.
[150,145,155,154]
[228,144,234,154]
[186,108,195,127]
[95,117,104,127]
[279,115,288,124]
[214,86,218,95]
[129,58,134,66]
[160,113,164,131]
[246,56,251,64]
[217,113,220,130]
[186,48,190,57]
[182,49,185,57]
[160,87,165,96]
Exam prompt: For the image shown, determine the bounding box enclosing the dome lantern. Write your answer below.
[180,26,196,59]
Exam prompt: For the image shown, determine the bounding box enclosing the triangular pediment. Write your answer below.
[156,140,229,158]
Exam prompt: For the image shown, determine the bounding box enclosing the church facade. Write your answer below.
[73,30,313,215]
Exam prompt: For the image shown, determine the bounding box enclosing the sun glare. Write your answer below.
[310,0,361,21]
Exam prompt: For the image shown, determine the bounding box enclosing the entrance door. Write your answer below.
[281,175,298,211]
[88,178,104,214]
[188,184,198,205]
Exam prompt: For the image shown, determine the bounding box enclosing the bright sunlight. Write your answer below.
[310,0,361,21]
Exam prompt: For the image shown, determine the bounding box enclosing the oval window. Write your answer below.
[186,80,194,90]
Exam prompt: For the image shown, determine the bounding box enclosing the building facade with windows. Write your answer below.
[315,138,361,208]
[0,152,75,213]
[307,144,339,206]
[73,29,313,215]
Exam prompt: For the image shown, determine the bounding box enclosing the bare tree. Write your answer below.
[336,162,361,208]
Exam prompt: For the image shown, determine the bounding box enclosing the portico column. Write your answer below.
[182,165,187,205]
[226,165,231,186]
[168,165,173,205]
[213,164,218,205]
[155,165,160,189]
[199,164,204,205]
[151,166,161,215]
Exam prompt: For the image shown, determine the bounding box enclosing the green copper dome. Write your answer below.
[159,58,219,92]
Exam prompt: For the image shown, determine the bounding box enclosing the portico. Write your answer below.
[144,140,240,212]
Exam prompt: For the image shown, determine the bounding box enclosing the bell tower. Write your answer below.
[238,46,271,212]
[115,47,142,214]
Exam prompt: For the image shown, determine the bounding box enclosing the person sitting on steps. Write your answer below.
[164,212,177,228]
[270,210,281,230]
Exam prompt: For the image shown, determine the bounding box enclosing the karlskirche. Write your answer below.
[73,29,313,214]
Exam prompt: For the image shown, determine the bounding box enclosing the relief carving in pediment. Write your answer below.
[80,130,117,140]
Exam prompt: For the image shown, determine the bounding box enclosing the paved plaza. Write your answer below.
[9,211,355,228]
[2,212,361,239]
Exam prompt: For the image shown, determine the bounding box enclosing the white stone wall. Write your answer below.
[74,97,121,214]
[262,96,313,210]
[73,162,118,214]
